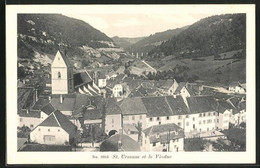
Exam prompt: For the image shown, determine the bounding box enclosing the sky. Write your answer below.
[63,13,218,38]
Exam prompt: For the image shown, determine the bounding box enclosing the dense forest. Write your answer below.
[148,14,246,59]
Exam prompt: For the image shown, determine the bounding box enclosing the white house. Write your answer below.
[215,100,233,130]
[30,110,77,145]
[143,123,184,152]
[18,109,48,129]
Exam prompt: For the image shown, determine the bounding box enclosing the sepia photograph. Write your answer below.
[6,4,256,164]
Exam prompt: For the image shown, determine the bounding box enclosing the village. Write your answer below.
[17,50,246,152]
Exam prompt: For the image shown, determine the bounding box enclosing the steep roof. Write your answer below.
[165,96,190,115]
[228,97,242,108]
[18,87,35,112]
[74,71,93,87]
[142,96,173,117]
[106,98,122,115]
[217,100,234,113]
[51,50,72,68]
[174,82,187,94]
[100,134,141,151]
[40,103,55,115]
[19,109,41,118]
[143,123,184,143]
[119,97,147,115]
[38,110,77,135]
[187,96,218,113]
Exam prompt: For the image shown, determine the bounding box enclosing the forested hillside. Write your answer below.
[149,14,246,59]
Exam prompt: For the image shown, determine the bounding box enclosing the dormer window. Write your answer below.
[58,72,61,79]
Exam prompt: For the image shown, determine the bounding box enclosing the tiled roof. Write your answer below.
[19,109,41,118]
[213,92,233,100]
[82,109,102,120]
[228,97,242,109]
[143,123,184,143]
[51,95,75,112]
[165,96,190,115]
[100,134,141,151]
[17,87,35,112]
[217,100,234,113]
[40,103,55,115]
[187,96,218,113]
[106,98,121,115]
[123,124,138,133]
[142,96,173,117]
[174,82,187,94]
[238,100,246,111]
[31,97,48,110]
[38,110,77,135]
[58,50,72,67]
[74,71,93,87]
[119,97,147,115]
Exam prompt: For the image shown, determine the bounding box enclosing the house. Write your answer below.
[185,96,218,134]
[51,50,74,95]
[156,79,178,95]
[230,100,246,126]
[30,110,77,145]
[106,70,117,80]
[228,82,246,93]
[143,123,184,152]
[100,133,141,151]
[115,66,125,74]
[118,97,147,128]
[112,83,130,98]
[17,109,48,129]
[216,100,233,130]
[123,124,139,142]
[174,82,191,99]
[105,98,122,134]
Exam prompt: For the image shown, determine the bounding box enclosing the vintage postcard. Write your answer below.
[6,4,255,164]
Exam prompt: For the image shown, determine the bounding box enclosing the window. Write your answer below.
[207,119,212,124]
[30,124,34,128]
[150,118,153,121]
[157,117,160,121]
[58,129,60,132]
[153,142,156,147]
[166,116,170,120]
[199,121,201,125]
[178,115,182,119]
[217,119,219,123]
[203,120,206,124]
[132,116,135,120]
[48,129,50,132]
[186,115,189,118]
[20,118,22,122]
[177,122,181,126]
[203,113,206,117]
[199,113,202,117]
[186,122,189,126]
[208,113,211,116]
[176,139,179,142]
[38,128,40,131]
[207,128,209,131]
[58,72,61,79]
[159,121,161,125]
[192,117,195,121]
[140,115,142,120]
[112,119,114,124]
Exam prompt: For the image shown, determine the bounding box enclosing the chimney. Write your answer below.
[35,89,38,102]
[49,96,51,103]
[60,95,63,104]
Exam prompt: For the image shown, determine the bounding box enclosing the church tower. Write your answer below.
[51,50,74,94]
